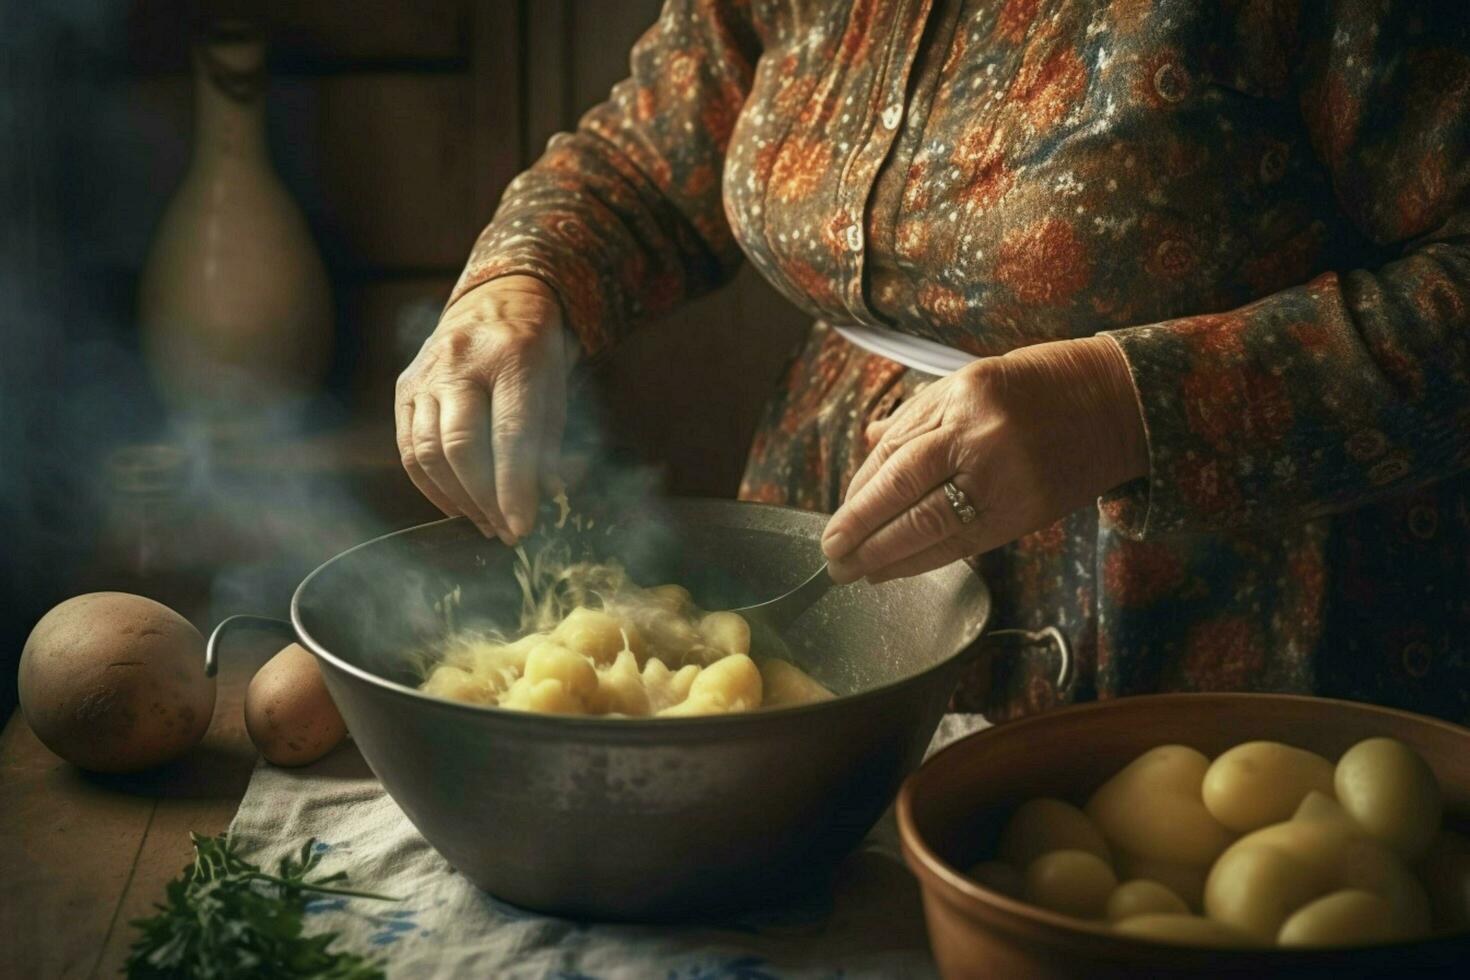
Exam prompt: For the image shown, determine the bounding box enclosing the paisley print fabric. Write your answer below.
[451,0,1470,723]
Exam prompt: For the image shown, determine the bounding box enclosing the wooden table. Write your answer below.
[0,628,280,979]
[0,425,433,979]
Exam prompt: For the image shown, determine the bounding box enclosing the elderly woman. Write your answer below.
[396,1,1470,721]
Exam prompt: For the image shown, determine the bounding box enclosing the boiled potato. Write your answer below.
[551,607,632,665]
[501,676,585,714]
[245,643,348,767]
[1086,745,1234,866]
[968,860,1025,899]
[1277,889,1397,947]
[1336,836,1431,937]
[1293,790,1357,829]
[698,612,751,657]
[645,583,692,614]
[19,592,215,772]
[758,658,835,707]
[1204,843,1328,941]
[1023,849,1117,919]
[661,653,762,716]
[998,798,1111,869]
[590,649,651,716]
[1202,741,1335,833]
[1228,813,1356,874]
[1113,914,1253,946]
[1116,854,1208,912]
[422,664,485,702]
[1106,880,1189,921]
[523,642,598,701]
[1418,830,1470,931]
[1335,737,1442,861]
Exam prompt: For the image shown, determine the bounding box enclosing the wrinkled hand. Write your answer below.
[820,336,1147,583]
[396,275,572,544]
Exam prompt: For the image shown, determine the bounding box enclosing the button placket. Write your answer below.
[838,0,933,326]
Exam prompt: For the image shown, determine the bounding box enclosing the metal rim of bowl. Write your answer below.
[288,507,992,738]
[895,692,1470,956]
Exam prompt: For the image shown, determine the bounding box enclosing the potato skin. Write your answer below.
[244,643,347,766]
[19,592,215,772]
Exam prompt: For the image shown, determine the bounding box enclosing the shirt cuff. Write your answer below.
[448,247,615,357]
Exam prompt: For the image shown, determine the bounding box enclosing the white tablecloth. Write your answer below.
[228,715,990,980]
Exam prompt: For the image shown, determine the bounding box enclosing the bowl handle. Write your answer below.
[204,614,297,678]
[969,625,1073,690]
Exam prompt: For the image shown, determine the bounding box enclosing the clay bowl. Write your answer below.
[897,693,1470,979]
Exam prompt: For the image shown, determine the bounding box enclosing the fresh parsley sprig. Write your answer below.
[126,833,398,979]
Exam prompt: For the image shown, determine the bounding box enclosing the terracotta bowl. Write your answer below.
[897,693,1470,979]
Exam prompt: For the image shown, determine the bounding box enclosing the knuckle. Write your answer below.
[440,432,476,465]
[888,466,928,504]
[911,503,950,541]
[414,440,444,467]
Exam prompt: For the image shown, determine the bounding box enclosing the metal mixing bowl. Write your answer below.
[213,499,1015,919]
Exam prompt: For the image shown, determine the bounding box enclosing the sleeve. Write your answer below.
[1100,0,1470,537]
[448,0,763,355]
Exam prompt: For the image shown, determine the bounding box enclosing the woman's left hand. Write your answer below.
[821,336,1149,583]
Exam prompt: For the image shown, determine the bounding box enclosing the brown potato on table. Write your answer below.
[19,592,215,772]
[244,643,347,766]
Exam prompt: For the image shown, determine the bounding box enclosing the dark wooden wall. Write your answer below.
[116,0,811,496]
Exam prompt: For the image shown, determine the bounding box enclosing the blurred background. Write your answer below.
[0,0,810,720]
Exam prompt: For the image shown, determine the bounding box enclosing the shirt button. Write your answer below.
[881,104,903,130]
[845,224,863,252]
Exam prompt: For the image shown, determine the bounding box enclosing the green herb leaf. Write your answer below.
[125,833,397,979]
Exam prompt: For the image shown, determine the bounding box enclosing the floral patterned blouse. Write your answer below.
[450,0,1470,723]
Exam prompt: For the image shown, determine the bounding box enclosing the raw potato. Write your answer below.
[998,798,1111,869]
[1418,831,1470,931]
[1204,843,1329,941]
[1113,914,1252,946]
[244,643,347,766]
[1107,880,1189,921]
[19,592,215,772]
[968,860,1025,899]
[1086,745,1234,866]
[1202,741,1335,833]
[1335,737,1442,861]
[1116,854,1208,912]
[1023,849,1117,919]
[1277,889,1397,947]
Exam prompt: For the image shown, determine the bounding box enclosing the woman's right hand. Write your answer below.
[396,275,571,545]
